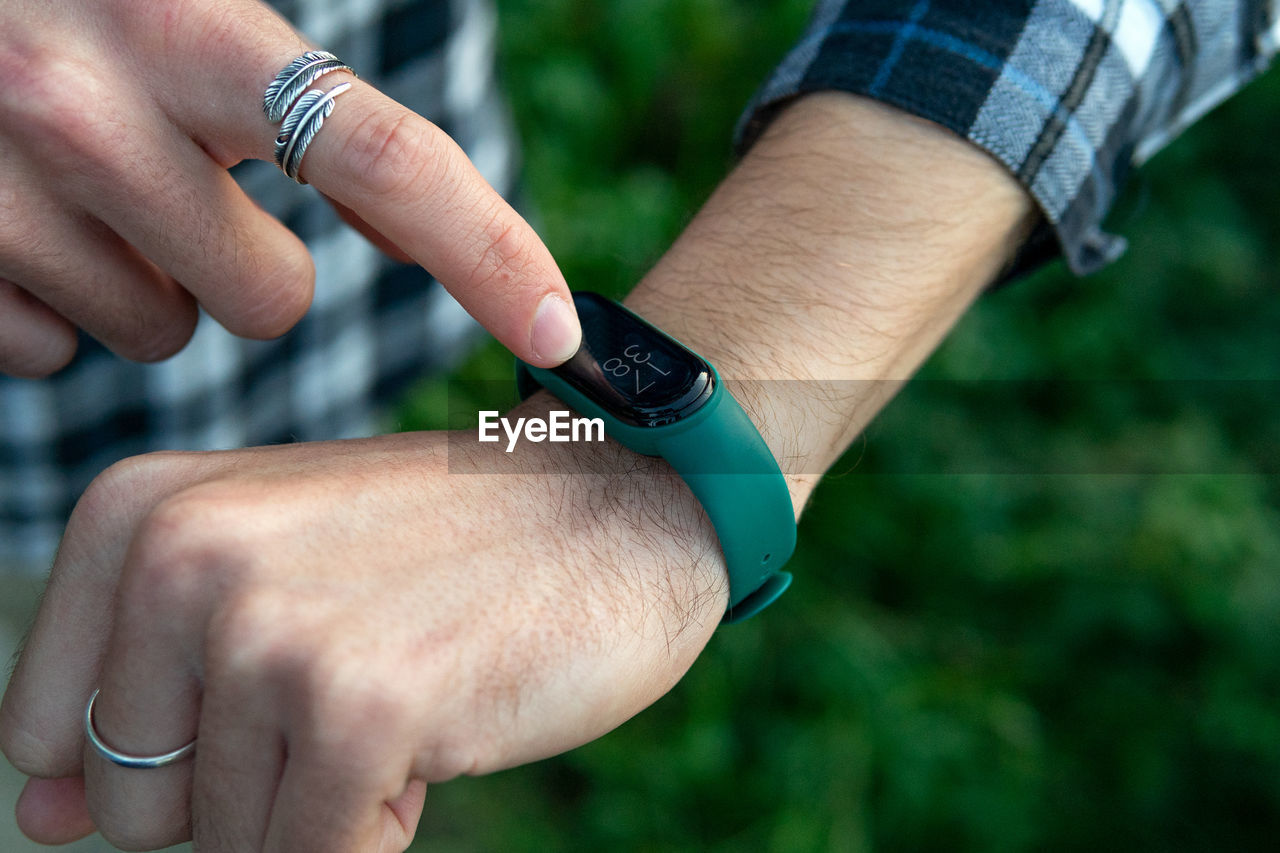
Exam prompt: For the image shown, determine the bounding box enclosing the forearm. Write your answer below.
[487,91,1038,692]
[626,93,1035,508]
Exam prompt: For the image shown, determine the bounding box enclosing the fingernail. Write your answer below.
[530,294,581,365]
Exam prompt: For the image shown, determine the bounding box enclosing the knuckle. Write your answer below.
[421,735,492,784]
[73,451,191,525]
[204,589,300,686]
[346,108,449,201]
[131,0,236,60]
[304,652,378,715]
[212,606,422,766]
[209,601,419,760]
[118,548,202,625]
[301,652,414,750]
[120,485,260,614]
[465,205,539,297]
[0,32,54,112]
[1,47,129,179]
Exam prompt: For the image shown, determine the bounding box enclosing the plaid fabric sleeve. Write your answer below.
[735,0,1280,277]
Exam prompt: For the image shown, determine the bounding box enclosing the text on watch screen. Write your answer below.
[554,292,713,426]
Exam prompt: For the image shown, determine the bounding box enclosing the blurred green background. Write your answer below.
[407,1,1280,850]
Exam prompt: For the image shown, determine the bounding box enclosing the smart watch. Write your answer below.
[515,291,796,622]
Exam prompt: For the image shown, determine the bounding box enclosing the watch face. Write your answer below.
[553,292,714,427]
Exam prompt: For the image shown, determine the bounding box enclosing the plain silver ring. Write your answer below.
[263,50,355,123]
[84,688,197,770]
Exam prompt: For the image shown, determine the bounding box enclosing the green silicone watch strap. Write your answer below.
[654,389,795,621]
[515,316,796,622]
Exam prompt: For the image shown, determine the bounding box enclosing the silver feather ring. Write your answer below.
[273,81,353,183]
[263,50,354,123]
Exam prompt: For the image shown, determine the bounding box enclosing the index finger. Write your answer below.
[301,82,583,367]
[159,16,582,368]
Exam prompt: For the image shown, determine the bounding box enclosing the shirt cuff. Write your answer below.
[735,0,1278,280]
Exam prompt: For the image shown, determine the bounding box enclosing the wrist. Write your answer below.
[624,93,1035,505]
[496,391,731,623]
[489,92,1035,625]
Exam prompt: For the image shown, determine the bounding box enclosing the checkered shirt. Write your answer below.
[737,0,1279,276]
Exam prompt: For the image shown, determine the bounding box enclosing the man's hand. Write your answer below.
[0,0,581,378]
[0,417,731,850]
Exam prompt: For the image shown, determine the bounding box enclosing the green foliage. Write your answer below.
[407,3,1280,850]
[495,0,814,297]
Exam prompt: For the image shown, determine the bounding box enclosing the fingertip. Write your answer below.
[527,293,582,367]
[0,280,79,378]
[1,332,78,379]
[30,328,78,377]
[16,776,96,845]
[110,293,200,364]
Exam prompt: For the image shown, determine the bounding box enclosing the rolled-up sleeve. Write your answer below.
[736,0,1280,277]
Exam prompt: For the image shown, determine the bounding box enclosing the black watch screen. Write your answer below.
[552,292,714,427]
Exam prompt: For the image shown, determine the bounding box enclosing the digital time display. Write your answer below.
[551,292,714,427]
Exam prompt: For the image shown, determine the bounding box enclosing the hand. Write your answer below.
[0,408,731,850]
[0,0,580,378]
